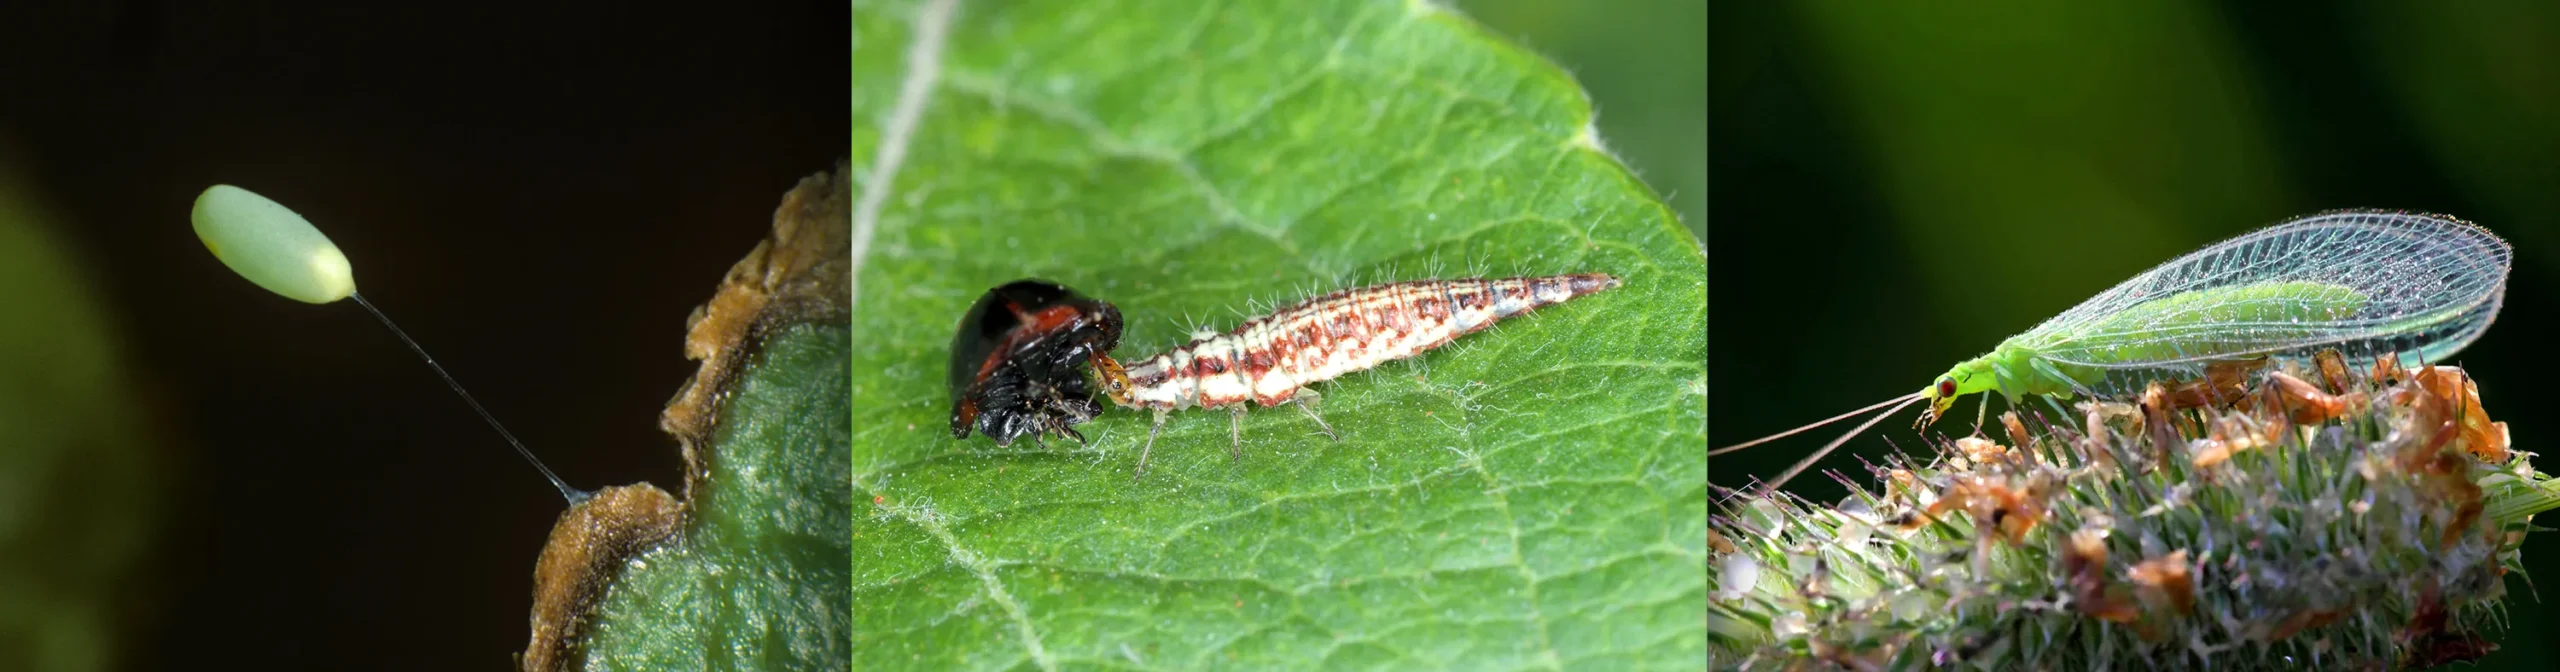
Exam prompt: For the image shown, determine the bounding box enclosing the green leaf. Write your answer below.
[581,322,854,670]
[536,171,854,671]
[851,1,1706,669]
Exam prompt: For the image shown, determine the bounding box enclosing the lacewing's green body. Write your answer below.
[1920,211,2512,421]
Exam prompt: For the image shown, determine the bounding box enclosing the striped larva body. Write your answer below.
[1097,273,1620,475]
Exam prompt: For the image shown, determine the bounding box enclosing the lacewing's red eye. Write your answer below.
[1937,379,1957,397]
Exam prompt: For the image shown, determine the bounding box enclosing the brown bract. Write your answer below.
[2248,371,2363,425]
[517,162,850,671]
[2400,579,2499,667]
[2062,529,2137,624]
[2166,358,2267,409]
[2394,365,2497,549]
[2000,412,2033,457]
[2127,549,2194,615]
[1923,471,2050,545]
[2404,365,2509,463]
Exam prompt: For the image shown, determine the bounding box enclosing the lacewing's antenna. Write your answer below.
[1710,391,1922,456]
[1754,394,1927,498]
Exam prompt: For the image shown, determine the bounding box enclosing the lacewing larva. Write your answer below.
[1094,273,1622,476]
[946,279,1123,447]
[191,184,591,504]
[1717,210,2513,496]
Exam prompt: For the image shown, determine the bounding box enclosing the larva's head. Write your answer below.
[1092,353,1134,406]
[191,185,357,304]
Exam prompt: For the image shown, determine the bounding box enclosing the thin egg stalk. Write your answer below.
[189,184,589,505]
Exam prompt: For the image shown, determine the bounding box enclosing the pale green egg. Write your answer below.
[191,184,356,304]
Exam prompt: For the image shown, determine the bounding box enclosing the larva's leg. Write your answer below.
[1229,405,1247,462]
[1133,408,1170,480]
[1295,388,1339,441]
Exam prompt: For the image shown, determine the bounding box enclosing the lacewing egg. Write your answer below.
[186,183,590,504]
[191,184,357,304]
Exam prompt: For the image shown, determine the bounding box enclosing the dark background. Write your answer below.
[1464,0,1705,243]
[1,2,844,668]
[1713,2,2560,666]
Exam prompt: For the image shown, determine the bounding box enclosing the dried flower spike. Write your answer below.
[1711,353,2560,669]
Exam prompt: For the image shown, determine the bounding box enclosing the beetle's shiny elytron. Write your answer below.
[947,279,1124,447]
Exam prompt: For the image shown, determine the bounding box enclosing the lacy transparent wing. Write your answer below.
[2011,211,2511,371]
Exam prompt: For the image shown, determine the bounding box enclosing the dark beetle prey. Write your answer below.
[947,279,1124,447]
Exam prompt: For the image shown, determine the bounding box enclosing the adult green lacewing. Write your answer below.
[1716,210,2513,496]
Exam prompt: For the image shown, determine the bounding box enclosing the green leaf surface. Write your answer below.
[581,323,854,670]
[852,1,1706,669]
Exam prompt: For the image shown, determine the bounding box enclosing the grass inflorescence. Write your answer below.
[1710,352,2560,670]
